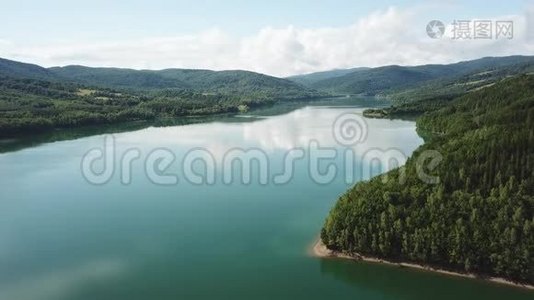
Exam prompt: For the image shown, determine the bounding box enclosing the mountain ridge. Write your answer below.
[0,57,324,137]
[288,55,534,98]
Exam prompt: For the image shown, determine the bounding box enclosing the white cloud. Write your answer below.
[0,7,533,77]
[527,4,534,42]
[117,105,420,157]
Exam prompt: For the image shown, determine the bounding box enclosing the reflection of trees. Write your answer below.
[318,259,532,300]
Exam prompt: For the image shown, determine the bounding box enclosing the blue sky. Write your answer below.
[0,0,532,75]
[1,0,528,41]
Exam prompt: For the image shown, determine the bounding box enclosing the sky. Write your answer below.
[0,0,533,76]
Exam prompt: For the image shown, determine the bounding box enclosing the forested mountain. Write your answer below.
[48,66,190,89]
[0,57,55,80]
[306,56,534,96]
[321,75,534,283]
[312,64,447,95]
[0,57,319,95]
[2,55,534,141]
[48,65,314,97]
[0,57,323,137]
[388,60,534,104]
[363,59,534,118]
[286,67,369,86]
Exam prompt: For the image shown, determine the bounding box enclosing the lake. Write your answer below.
[0,98,532,299]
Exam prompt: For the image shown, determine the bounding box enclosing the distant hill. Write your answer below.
[312,65,445,95]
[0,57,320,98]
[155,69,317,97]
[0,57,324,137]
[286,67,369,86]
[2,55,534,137]
[388,59,534,103]
[307,56,534,96]
[0,57,55,80]
[48,66,189,89]
[48,65,316,98]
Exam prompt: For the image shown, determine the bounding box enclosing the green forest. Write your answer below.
[2,55,534,284]
[3,55,534,138]
[321,75,534,283]
[0,58,323,137]
[295,55,534,98]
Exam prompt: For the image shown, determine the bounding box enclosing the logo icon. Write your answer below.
[426,20,445,39]
[332,113,368,146]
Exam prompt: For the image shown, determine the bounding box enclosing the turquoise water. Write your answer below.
[0,99,532,299]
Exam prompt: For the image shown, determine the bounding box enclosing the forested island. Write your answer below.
[320,75,534,285]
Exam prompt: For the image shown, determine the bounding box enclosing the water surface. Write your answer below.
[0,98,531,299]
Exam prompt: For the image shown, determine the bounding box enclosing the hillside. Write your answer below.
[313,65,443,95]
[388,61,534,104]
[48,65,316,98]
[0,56,320,97]
[308,56,534,97]
[286,67,369,86]
[0,57,323,137]
[321,75,534,284]
[362,60,534,118]
[0,74,311,137]
[0,57,55,80]
[48,66,189,90]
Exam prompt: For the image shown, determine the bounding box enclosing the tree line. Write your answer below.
[0,76,319,137]
[321,75,534,283]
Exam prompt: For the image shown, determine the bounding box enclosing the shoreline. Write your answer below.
[310,238,534,291]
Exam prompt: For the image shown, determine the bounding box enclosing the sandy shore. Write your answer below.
[310,238,534,290]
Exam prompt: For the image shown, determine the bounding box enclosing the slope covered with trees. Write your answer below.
[286,67,369,86]
[321,75,534,283]
[0,57,56,80]
[312,64,443,95]
[48,65,316,97]
[306,56,534,97]
[0,58,323,137]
